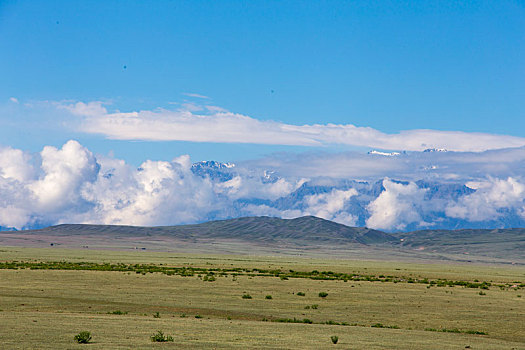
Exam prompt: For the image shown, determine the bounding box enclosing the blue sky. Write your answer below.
[3,1,525,230]
[1,0,525,164]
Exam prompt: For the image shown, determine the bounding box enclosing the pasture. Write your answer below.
[0,247,523,349]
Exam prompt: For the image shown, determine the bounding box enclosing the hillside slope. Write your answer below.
[21,216,395,245]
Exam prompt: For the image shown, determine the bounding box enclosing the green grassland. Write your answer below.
[0,246,524,349]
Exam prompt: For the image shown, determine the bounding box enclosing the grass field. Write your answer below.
[0,246,523,349]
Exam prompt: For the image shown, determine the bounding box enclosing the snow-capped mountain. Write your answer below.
[191,160,236,181]
[189,160,525,232]
[368,150,403,156]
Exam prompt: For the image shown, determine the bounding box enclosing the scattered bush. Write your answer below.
[331,335,339,344]
[74,331,92,344]
[195,315,203,319]
[296,292,306,296]
[371,323,399,329]
[311,304,319,309]
[325,320,340,325]
[479,291,486,295]
[318,292,328,298]
[107,310,127,315]
[425,327,485,335]
[153,312,160,318]
[265,295,273,299]
[203,274,216,282]
[242,294,252,299]
[274,317,313,324]
[150,330,174,342]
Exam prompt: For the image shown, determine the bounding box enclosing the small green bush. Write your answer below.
[195,315,203,319]
[318,292,328,298]
[274,317,313,324]
[265,295,273,299]
[242,294,252,299]
[153,312,160,318]
[107,310,127,315]
[297,292,305,296]
[74,331,92,344]
[311,304,319,309]
[331,335,339,344]
[150,330,174,342]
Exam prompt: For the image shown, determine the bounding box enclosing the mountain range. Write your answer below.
[2,159,525,233]
[190,160,525,231]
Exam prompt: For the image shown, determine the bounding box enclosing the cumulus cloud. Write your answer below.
[0,140,303,229]
[0,141,99,228]
[445,177,525,222]
[79,156,219,226]
[366,179,428,230]
[2,140,525,232]
[302,189,358,226]
[0,147,34,182]
[59,100,525,152]
[29,140,100,213]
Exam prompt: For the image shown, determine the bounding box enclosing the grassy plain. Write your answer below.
[0,246,523,349]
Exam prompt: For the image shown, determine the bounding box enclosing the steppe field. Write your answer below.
[0,246,523,349]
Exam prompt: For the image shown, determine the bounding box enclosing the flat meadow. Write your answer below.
[0,247,523,349]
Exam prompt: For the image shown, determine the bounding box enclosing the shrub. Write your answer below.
[297,292,306,296]
[150,330,174,342]
[325,320,340,325]
[331,335,339,344]
[74,331,92,344]
[371,323,400,329]
[242,294,252,299]
[311,304,319,309]
[318,292,328,298]
[153,312,160,318]
[107,310,127,315]
[274,317,313,324]
[195,315,203,319]
[265,295,273,299]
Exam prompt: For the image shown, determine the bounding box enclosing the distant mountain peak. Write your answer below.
[368,150,402,156]
[191,160,235,169]
[423,148,448,153]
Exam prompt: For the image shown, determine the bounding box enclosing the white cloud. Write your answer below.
[182,92,210,99]
[366,179,428,230]
[445,177,525,221]
[247,147,525,181]
[59,100,525,152]
[60,101,108,117]
[2,140,525,232]
[302,189,358,226]
[9,97,19,104]
[0,147,34,182]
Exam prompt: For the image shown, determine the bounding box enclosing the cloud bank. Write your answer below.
[61,101,525,152]
[2,140,525,231]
